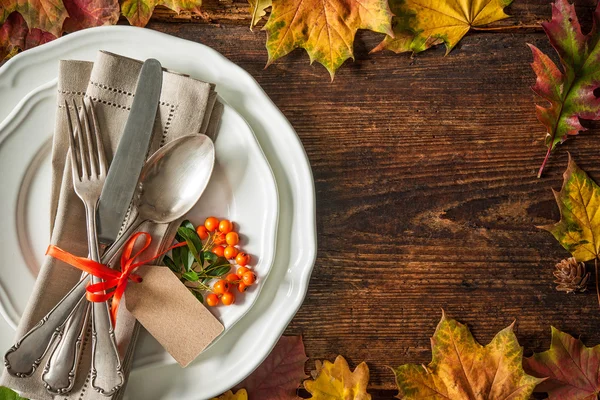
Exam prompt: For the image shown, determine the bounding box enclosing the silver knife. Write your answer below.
[97,58,163,245]
[91,58,163,396]
[4,59,163,395]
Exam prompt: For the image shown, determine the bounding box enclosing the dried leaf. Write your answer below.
[211,389,248,400]
[1,12,55,61]
[394,312,543,399]
[304,355,371,400]
[248,0,270,29]
[0,0,68,37]
[0,12,27,60]
[23,25,55,48]
[62,0,119,32]
[372,0,512,55]
[524,327,600,399]
[264,0,393,79]
[120,0,202,27]
[528,0,600,177]
[0,0,112,58]
[158,0,201,15]
[235,335,308,400]
[539,155,600,263]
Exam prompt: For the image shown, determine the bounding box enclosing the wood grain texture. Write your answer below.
[146,0,600,396]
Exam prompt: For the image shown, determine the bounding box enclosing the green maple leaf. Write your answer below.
[0,387,28,400]
[529,0,600,177]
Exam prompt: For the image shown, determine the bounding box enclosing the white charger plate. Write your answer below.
[0,26,317,400]
[0,79,279,366]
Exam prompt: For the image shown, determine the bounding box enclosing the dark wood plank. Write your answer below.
[149,9,600,393]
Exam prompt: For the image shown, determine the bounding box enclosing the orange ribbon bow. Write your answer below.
[46,232,185,326]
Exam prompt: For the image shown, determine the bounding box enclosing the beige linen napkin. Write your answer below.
[1,51,223,400]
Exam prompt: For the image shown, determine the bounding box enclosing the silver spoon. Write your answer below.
[6,134,215,386]
[103,133,216,262]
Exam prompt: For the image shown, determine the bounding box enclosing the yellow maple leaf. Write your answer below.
[210,389,248,400]
[372,0,512,55]
[264,0,393,79]
[539,155,600,263]
[120,0,202,27]
[394,312,543,399]
[304,355,371,400]
[248,0,271,28]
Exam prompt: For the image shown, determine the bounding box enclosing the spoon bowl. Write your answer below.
[102,134,215,263]
[137,134,215,223]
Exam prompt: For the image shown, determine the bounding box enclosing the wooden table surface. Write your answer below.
[149,1,600,397]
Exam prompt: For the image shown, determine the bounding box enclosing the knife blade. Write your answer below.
[91,58,163,395]
[97,58,163,245]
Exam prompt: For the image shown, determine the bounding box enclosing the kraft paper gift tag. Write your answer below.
[124,265,224,367]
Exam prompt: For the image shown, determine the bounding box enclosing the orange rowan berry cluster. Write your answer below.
[198,217,256,307]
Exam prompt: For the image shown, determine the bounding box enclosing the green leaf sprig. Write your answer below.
[163,220,233,304]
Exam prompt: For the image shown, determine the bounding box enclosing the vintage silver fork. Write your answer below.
[42,99,124,396]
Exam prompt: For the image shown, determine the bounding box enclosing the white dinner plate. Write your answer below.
[0,26,317,400]
[0,79,279,366]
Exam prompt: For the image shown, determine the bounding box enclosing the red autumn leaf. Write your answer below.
[1,0,117,56]
[524,326,600,399]
[24,27,55,47]
[0,12,27,60]
[1,12,55,61]
[0,0,68,37]
[234,335,308,400]
[529,0,600,177]
[62,0,120,33]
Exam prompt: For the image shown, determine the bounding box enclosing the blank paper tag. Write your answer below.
[124,265,224,367]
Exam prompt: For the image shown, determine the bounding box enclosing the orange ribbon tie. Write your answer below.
[46,232,185,326]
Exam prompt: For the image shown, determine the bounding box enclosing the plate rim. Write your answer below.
[0,25,317,400]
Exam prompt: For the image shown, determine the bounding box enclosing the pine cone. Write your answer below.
[553,258,590,293]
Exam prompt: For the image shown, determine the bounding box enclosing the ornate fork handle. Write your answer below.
[42,204,125,396]
[3,223,131,378]
[84,198,125,396]
[3,241,128,382]
[45,99,124,397]
[41,297,90,394]
[4,99,124,397]
[3,278,89,377]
